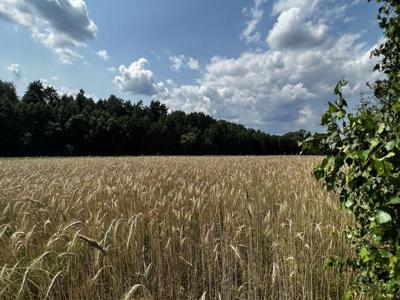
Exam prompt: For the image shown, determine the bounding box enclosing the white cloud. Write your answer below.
[169,55,200,72]
[97,49,110,61]
[55,48,83,64]
[273,0,360,24]
[104,0,379,134]
[298,105,314,125]
[154,2,380,134]
[187,57,200,71]
[169,55,184,72]
[267,7,328,49]
[7,63,22,79]
[241,0,267,44]
[272,0,319,16]
[0,0,97,64]
[113,58,164,96]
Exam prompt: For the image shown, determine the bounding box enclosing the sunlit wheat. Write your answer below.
[0,156,354,299]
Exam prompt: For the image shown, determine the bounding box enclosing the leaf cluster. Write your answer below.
[303,0,400,297]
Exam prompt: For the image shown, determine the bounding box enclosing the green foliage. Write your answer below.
[370,0,400,106]
[0,80,307,156]
[180,131,198,152]
[305,81,400,298]
[303,0,400,297]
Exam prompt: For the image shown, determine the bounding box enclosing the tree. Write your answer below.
[0,80,307,156]
[370,0,400,106]
[303,0,400,297]
[22,81,45,104]
[0,81,19,155]
[180,131,198,154]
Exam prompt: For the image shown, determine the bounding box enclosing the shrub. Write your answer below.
[303,0,400,297]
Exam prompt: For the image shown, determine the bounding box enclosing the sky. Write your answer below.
[0,0,382,134]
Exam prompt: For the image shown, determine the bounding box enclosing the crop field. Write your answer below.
[0,157,353,299]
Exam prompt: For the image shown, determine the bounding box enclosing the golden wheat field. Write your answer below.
[0,156,354,299]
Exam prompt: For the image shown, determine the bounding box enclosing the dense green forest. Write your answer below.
[0,80,309,156]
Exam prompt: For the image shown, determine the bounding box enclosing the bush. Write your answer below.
[303,0,400,297]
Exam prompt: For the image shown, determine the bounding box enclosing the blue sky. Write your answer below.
[0,0,382,134]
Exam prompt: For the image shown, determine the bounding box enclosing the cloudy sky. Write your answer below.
[0,0,382,134]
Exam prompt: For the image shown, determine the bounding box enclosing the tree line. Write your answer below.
[0,80,311,156]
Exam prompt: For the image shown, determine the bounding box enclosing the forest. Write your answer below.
[0,80,310,156]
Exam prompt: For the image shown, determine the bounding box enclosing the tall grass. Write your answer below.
[0,156,353,299]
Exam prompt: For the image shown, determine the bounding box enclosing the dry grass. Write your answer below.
[0,156,353,299]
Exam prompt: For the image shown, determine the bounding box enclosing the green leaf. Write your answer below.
[321,112,331,125]
[378,123,386,134]
[359,246,369,258]
[380,251,391,259]
[328,102,340,113]
[334,79,348,95]
[393,101,400,113]
[376,211,392,224]
[378,152,395,161]
[388,196,400,205]
[385,140,398,151]
[358,149,372,163]
[336,97,348,107]
[334,82,341,95]
[374,160,394,176]
[344,199,354,208]
[343,290,353,300]
[370,138,380,149]
[337,110,345,119]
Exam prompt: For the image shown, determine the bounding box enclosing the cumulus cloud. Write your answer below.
[298,105,314,125]
[104,0,379,134]
[169,55,200,72]
[160,41,377,133]
[241,0,267,44]
[154,2,380,134]
[0,0,97,64]
[267,7,328,49]
[272,0,319,16]
[113,58,164,96]
[273,0,358,23]
[7,63,22,79]
[96,49,110,61]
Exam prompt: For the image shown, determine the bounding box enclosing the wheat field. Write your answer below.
[0,156,353,299]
